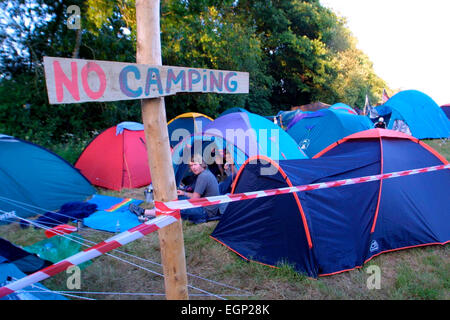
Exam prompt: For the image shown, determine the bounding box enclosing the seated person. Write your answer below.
[374,117,386,129]
[219,150,237,194]
[129,154,221,224]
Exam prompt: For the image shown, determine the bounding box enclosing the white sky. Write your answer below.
[320,0,450,106]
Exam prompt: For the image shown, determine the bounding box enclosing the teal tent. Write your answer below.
[0,263,67,300]
[0,135,95,219]
[373,90,450,139]
[286,109,373,157]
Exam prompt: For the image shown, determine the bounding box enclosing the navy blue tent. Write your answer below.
[211,129,450,277]
[441,104,450,120]
[0,135,95,219]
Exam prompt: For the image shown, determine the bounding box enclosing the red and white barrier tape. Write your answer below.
[0,211,180,298]
[0,163,447,298]
[155,164,449,213]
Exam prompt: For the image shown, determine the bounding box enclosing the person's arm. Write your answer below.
[177,189,201,199]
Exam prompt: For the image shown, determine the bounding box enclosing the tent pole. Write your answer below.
[136,0,189,300]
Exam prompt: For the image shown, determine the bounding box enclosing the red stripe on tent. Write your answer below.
[371,135,384,233]
[314,129,420,159]
[418,141,449,165]
[210,235,279,270]
[313,142,339,158]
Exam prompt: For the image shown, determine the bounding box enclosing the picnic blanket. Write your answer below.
[82,194,143,233]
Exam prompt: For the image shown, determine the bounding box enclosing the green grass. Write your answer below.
[0,139,448,300]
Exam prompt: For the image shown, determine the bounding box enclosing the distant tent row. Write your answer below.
[284,107,372,157]
[61,88,450,193]
[211,129,450,277]
[171,111,307,186]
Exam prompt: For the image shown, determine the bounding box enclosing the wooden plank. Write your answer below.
[43,56,249,104]
[136,0,188,300]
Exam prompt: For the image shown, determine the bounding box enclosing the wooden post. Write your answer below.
[135,0,189,300]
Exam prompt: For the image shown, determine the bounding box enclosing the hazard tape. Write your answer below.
[155,164,449,213]
[0,212,180,298]
[0,163,447,298]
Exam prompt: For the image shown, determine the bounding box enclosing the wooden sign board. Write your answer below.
[43,56,249,104]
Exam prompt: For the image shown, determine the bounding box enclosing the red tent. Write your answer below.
[75,122,151,191]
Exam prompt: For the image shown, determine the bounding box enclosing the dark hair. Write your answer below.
[190,154,207,168]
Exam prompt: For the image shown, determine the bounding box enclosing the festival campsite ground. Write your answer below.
[1,140,449,300]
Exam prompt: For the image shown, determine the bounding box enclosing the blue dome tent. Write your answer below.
[167,112,213,148]
[286,108,373,157]
[211,129,450,277]
[373,90,450,139]
[0,135,95,219]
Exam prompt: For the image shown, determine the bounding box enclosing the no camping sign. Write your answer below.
[43,56,249,104]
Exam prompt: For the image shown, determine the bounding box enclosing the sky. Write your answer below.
[320,0,450,106]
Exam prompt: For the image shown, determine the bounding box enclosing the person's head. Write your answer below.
[189,154,207,175]
[379,117,384,122]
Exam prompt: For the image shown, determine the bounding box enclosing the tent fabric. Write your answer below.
[0,135,95,220]
[0,263,67,300]
[218,107,248,117]
[203,112,307,161]
[83,195,143,233]
[441,104,450,120]
[24,233,91,269]
[0,238,52,274]
[116,122,144,135]
[275,109,304,129]
[211,129,450,277]
[328,103,358,115]
[374,90,450,139]
[75,122,151,191]
[20,201,98,229]
[286,108,373,157]
[168,112,213,148]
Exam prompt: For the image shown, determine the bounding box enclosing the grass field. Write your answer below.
[0,139,448,300]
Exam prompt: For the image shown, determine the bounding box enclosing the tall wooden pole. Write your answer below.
[135,0,189,300]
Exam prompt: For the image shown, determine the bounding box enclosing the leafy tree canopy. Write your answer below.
[0,0,388,146]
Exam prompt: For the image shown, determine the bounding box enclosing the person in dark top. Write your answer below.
[374,117,386,129]
[129,154,221,224]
